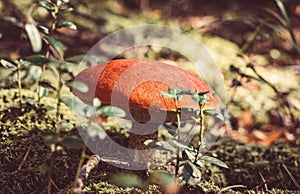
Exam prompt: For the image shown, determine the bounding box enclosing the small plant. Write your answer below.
[226,0,300,144]
[0,1,102,193]
[61,96,126,193]
[229,62,297,130]
[145,88,227,188]
[0,59,26,106]
[264,0,300,57]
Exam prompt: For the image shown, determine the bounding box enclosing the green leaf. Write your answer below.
[39,86,49,98]
[44,36,66,59]
[87,124,106,139]
[166,88,183,100]
[24,97,37,105]
[200,155,229,169]
[26,65,42,81]
[39,80,56,90]
[25,23,42,53]
[0,59,17,70]
[57,20,77,30]
[192,93,208,104]
[159,91,174,98]
[93,98,101,108]
[3,16,17,24]
[179,89,194,95]
[144,139,163,148]
[44,134,58,146]
[275,0,290,24]
[168,88,181,95]
[61,135,83,149]
[263,8,287,28]
[37,1,55,12]
[110,174,143,188]
[38,25,49,34]
[162,124,176,136]
[184,149,196,161]
[197,91,210,96]
[192,93,201,103]
[26,55,50,64]
[161,141,177,152]
[60,7,74,13]
[61,96,73,107]
[176,93,183,100]
[260,20,284,34]
[59,121,74,131]
[45,105,55,111]
[47,64,59,78]
[183,162,192,181]
[169,139,192,151]
[61,96,90,117]
[65,55,85,62]
[196,159,204,168]
[183,161,202,185]
[61,62,73,71]
[204,109,224,121]
[83,105,95,118]
[96,106,126,117]
[66,81,89,93]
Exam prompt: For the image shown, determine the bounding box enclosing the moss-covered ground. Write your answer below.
[1,89,299,193]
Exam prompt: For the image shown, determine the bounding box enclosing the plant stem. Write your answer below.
[72,150,101,194]
[241,23,262,53]
[194,103,205,164]
[37,50,50,104]
[249,66,296,127]
[55,61,63,134]
[174,98,181,177]
[199,105,204,143]
[47,147,57,194]
[275,0,300,57]
[72,144,86,191]
[37,4,59,104]
[16,60,22,105]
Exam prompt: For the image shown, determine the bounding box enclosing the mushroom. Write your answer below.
[72,59,220,164]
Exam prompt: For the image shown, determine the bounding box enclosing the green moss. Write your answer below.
[83,181,140,194]
[209,136,300,191]
[1,89,299,193]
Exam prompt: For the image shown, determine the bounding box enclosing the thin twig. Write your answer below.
[72,154,101,194]
[18,122,31,131]
[217,185,247,194]
[182,120,197,142]
[282,164,300,191]
[259,172,269,191]
[49,178,61,192]
[249,65,295,126]
[12,144,32,174]
[241,23,262,53]
[72,145,87,193]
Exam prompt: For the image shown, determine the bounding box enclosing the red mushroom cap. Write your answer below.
[72,59,220,123]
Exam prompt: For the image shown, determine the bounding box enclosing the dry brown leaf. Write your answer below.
[238,110,254,130]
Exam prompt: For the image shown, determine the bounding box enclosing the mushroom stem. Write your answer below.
[128,122,159,164]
